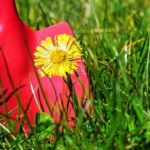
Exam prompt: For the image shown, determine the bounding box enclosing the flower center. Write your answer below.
[50,49,66,64]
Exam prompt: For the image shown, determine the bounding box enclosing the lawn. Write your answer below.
[0,0,150,149]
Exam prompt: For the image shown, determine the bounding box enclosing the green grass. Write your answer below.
[1,0,150,149]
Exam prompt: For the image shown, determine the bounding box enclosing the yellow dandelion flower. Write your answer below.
[34,34,82,77]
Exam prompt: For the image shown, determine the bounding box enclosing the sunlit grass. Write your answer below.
[0,0,150,149]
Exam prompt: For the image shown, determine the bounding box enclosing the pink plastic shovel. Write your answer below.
[0,0,90,133]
